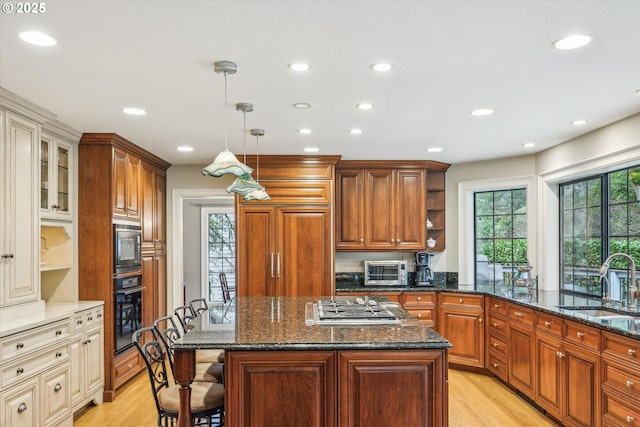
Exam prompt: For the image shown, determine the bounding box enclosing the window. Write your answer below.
[474,189,528,294]
[201,207,235,304]
[560,165,640,300]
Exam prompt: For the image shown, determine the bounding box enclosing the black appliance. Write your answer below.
[114,274,144,354]
[113,223,142,275]
[415,252,433,286]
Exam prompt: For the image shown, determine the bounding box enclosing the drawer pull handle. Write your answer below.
[493,342,500,347]
[478,318,483,323]
[17,367,24,374]
[16,342,24,349]
[127,363,133,369]
[77,319,83,325]
[494,303,500,309]
[417,297,421,301]
[576,332,584,338]
[556,351,565,358]
[514,312,525,317]
[493,322,500,328]
[626,380,634,388]
[55,329,62,336]
[459,298,464,303]
[88,316,93,321]
[544,321,551,327]
[492,363,499,368]
[97,313,103,319]
[417,313,422,317]
[55,351,63,358]
[627,416,634,423]
[628,349,636,356]
[54,383,62,392]
[17,403,27,413]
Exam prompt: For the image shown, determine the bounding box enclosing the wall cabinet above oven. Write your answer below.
[335,161,449,252]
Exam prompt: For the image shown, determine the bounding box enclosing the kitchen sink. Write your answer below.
[556,306,638,320]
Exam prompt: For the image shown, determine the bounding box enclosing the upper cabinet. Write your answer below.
[336,161,450,251]
[425,169,446,252]
[112,147,141,220]
[40,133,74,221]
[0,111,40,307]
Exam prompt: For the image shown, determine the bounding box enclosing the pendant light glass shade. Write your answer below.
[226,102,264,195]
[201,60,253,178]
[243,128,271,201]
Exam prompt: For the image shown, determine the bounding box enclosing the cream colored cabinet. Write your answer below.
[0,111,39,307]
[69,305,104,411]
[40,134,74,221]
[1,376,39,427]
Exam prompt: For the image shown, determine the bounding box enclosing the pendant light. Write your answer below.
[201,61,253,177]
[226,103,267,197]
[243,128,271,201]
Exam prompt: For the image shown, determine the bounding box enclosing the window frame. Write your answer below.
[200,205,236,304]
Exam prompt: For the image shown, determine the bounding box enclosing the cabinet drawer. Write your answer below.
[488,315,508,335]
[1,320,70,363]
[487,352,508,381]
[1,343,69,389]
[439,293,483,308]
[603,391,640,427]
[488,297,508,316]
[506,304,534,326]
[603,359,640,397]
[244,180,332,204]
[114,349,143,388]
[534,311,562,337]
[488,333,508,357]
[402,292,436,307]
[603,332,640,367]
[563,320,600,351]
[72,306,104,332]
[405,309,435,327]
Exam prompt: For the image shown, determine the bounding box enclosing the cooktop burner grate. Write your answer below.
[306,299,400,325]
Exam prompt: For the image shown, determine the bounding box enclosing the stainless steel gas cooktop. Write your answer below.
[305,298,400,326]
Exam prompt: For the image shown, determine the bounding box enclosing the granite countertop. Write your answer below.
[174,296,452,351]
[336,283,640,339]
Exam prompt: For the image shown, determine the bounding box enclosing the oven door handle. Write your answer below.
[115,286,146,296]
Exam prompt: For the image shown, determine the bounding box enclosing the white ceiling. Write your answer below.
[1,1,639,166]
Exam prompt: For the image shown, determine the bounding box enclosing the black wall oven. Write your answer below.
[113,223,142,275]
[114,274,144,354]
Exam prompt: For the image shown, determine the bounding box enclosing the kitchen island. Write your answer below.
[173,296,451,427]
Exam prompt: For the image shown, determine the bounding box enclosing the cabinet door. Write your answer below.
[112,148,128,217]
[155,169,167,248]
[126,154,141,219]
[395,169,426,249]
[277,207,332,296]
[41,363,71,425]
[535,332,563,421]
[40,136,73,221]
[1,377,39,427]
[69,334,83,407]
[141,254,156,328]
[507,323,534,398]
[85,327,104,394]
[141,162,155,249]
[2,113,39,305]
[335,169,364,249]
[438,308,484,367]
[237,206,276,297]
[364,169,394,249]
[154,252,167,319]
[563,342,600,427]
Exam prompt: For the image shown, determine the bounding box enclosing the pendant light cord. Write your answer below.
[223,72,229,151]
[243,111,247,165]
[256,134,260,182]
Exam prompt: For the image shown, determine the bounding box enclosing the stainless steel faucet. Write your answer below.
[600,253,639,310]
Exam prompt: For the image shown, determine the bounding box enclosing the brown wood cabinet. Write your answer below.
[236,155,338,297]
[506,304,535,398]
[224,349,448,427]
[438,292,484,367]
[425,169,446,252]
[601,332,640,427]
[486,297,508,381]
[335,160,450,251]
[402,291,437,327]
[77,133,170,401]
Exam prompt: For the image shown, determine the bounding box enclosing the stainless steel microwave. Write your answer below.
[364,260,408,286]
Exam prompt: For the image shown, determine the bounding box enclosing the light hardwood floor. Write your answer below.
[73,368,558,427]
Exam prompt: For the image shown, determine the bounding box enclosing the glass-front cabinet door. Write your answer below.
[40,134,73,220]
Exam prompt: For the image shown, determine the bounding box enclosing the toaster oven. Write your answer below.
[364,260,408,286]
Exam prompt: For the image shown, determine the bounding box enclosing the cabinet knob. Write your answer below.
[494,303,500,309]
[626,380,634,388]
[478,318,482,323]
[97,313,103,319]
[493,342,500,347]
[556,351,565,358]
[17,403,27,413]
[54,383,62,392]
[492,363,499,368]
[88,316,93,321]
[77,319,83,325]
[493,322,500,328]
[459,298,463,303]
[627,348,636,356]
[55,351,62,358]
[55,329,62,336]
[576,332,584,339]
[417,313,422,318]
[544,321,551,327]
[127,363,133,369]
[16,342,24,349]
[360,238,364,242]
[16,367,24,374]
[627,416,634,423]
[417,296,421,301]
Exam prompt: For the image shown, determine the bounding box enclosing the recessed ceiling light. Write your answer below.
[18,31,57,46]
[304,147,319,153]
[293,103,311,109]
[522,142,536,148]
[298,128,311,135]
[357,103,374,110]
[349,129,363,135]
[470,108,494,116]
[123,107,146,116]
[571,119,588,126]
[177,146,194,152]
[289,62,311,71]
[426,147,443,153]
[552,34,592,50]
[635,89,640,95]
[370,63,392,72]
